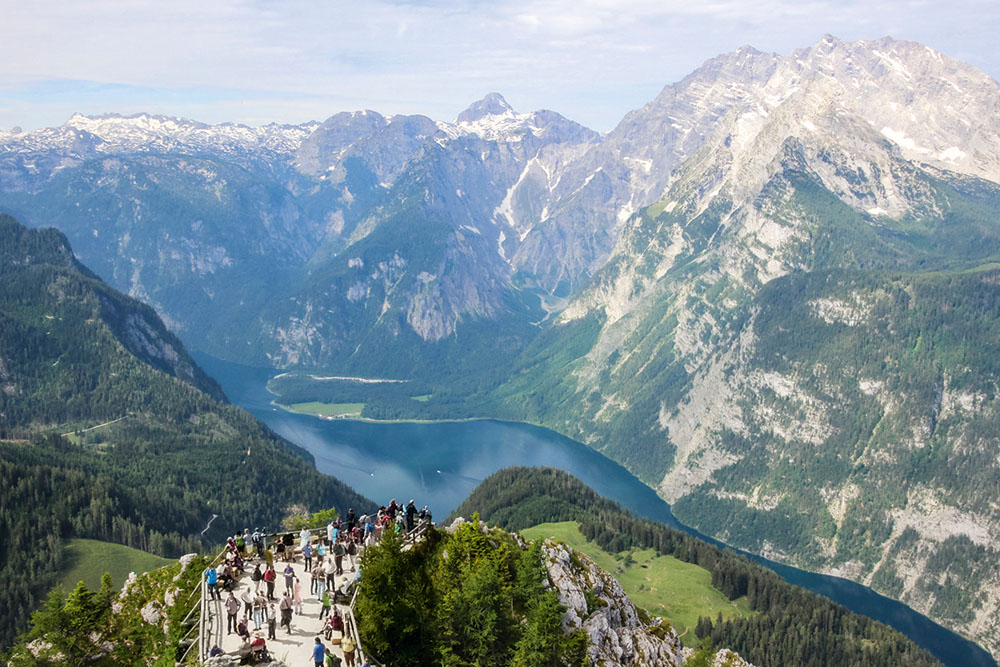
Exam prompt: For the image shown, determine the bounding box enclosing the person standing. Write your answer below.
[333,540,345,576]
[264,565,277,600]
[283,563,295,594]
[341,634,356,667]
[251,564,263,593]
[314,561,327,600]
[293,576,303,615]
[264,546,274,569]
[205,564,220,600]
[252,527,263,558]
[312,637,326,667]
[324,551,337,592]
[279,592,293,634]
[252,592,266,631]
[303,541,314,571]
[345,508,356,533]
[267,603,277,640]
[405,500,416,533]
[316,540,326,566]
[225,592,240,635]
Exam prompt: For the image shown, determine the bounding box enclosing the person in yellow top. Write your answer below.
[341,635,356,667]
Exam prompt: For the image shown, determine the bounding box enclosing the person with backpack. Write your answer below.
[225,591,240,634]
[333,540,345,575]
[251,564,263,592]
[325,647,342,667]
[251,528,263,558]
[279,592,294,633]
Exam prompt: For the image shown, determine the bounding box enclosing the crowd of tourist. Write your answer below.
[203,499,431,665]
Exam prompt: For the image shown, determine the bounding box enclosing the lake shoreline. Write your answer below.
[193,352,997,667]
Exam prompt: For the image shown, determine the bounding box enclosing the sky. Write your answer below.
[1,0,998,133]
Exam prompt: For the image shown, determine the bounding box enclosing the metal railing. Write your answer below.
[178,545,229,664]
[188,519,433,665]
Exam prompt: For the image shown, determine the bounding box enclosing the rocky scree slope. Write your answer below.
[480,37,1000,658]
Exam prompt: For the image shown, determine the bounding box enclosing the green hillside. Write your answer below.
[520,521,753,642]
[453,467,940,667]
[0,214,372,649]
[57,539,173,595]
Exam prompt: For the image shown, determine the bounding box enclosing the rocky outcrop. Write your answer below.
[542,540,685,666]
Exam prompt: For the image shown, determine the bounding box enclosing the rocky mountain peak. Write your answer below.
[456,92,515,123]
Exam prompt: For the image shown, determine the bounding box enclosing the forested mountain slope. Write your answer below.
[0,215,370,649]
[452,467,940,667]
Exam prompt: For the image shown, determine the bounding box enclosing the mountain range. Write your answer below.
[3,34,1000,659]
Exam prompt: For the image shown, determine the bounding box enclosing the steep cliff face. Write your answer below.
[543,540,686,666]
[541,539,754,667]
[487,37,1000,659]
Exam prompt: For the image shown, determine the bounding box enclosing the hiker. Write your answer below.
[405,499,416,532]
[251,563,263,592]
[316,539,326,566]
[303,541,314,571]
[264,565,277,600]
[347,539,358,572]
[264,545,274,568]
[235,530,246,555]
[325,647,342,667]
[300,526,312,549]
[283,563,295,594]
[346,508,356,533]
[225,592,240,634]
[241,590,253,621]
[312,637,326,667]
[319,590,332,620]
[293,576,304,614]
[252,527,263,558]
[312,561,325,597]
[282,532,295,561]
[205,564,220,600]
[324,553,337,592]
[252,591,267,630]
[342,634,356,667]
[267,603,277,640]
[333,540,345,575]
[279,592,294,634]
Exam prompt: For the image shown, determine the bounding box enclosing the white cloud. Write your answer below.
[0,0,997,132]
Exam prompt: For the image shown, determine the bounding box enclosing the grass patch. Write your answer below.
[521,522,753,643]
[57,538,173,594]
[410,394,433,402]
[278,401,365,417]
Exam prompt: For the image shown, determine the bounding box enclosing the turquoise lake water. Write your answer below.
[197,353,995,667]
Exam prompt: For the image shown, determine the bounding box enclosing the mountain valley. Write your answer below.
[3,34,1000,661]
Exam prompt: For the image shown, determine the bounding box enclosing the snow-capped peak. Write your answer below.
[456,93,515,123]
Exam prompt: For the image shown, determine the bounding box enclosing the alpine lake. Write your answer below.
[196,353,995,667]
